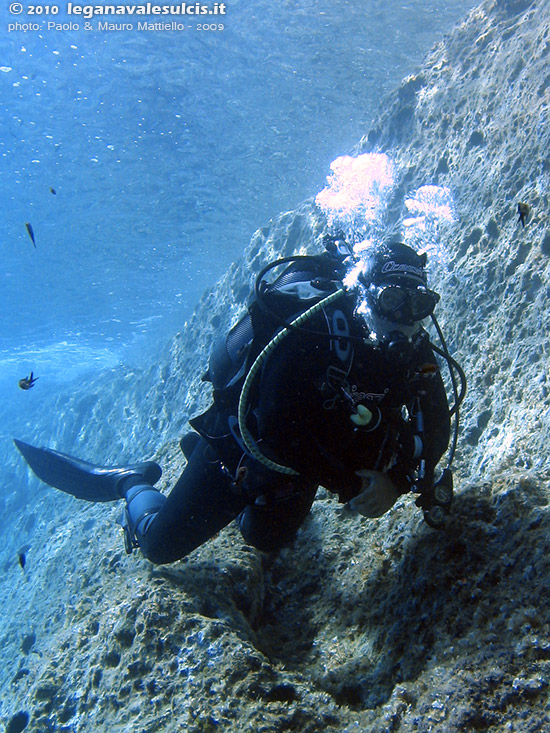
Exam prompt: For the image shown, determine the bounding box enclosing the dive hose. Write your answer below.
[237,287,346,475]
[430,314,467,468]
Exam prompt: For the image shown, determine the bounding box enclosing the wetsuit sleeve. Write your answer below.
[383,338,451,494]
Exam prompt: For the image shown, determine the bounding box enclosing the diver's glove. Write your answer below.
[348,469,401,518]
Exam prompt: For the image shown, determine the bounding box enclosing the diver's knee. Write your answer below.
[138,542,183,565]
[239,505,298,553]
[125,483,166,536]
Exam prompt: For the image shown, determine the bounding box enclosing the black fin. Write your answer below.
[14,439,161,502]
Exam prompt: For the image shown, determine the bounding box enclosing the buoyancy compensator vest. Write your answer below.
[189,253,353,475]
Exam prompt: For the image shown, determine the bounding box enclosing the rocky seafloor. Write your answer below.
[2,0,550,730]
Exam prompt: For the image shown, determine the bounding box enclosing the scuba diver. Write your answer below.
[14,238,466,565]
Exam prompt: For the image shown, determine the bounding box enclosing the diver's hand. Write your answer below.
[348,470,400,517]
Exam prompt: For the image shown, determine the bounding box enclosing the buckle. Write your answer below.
[120,511,139,555]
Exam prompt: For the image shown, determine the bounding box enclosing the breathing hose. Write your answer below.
[237,287,346,475]
[430,314,467,468]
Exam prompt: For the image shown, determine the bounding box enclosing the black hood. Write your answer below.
[361,242,428,288]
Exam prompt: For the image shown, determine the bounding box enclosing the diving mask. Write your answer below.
[371,283,440,325]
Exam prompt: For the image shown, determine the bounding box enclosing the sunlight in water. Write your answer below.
[316,153,456,277]
[402,184,456,269]
[315,153,395,242]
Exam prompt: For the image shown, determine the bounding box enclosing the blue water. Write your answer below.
[0,0,477,466]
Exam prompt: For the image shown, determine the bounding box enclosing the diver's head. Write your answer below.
[360,241,440,327]
[346,241,440,365]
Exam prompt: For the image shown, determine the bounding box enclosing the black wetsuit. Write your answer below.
[134,295,450,565]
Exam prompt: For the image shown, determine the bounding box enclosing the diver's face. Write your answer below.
[361,306,422,344]
[359,304,421,370]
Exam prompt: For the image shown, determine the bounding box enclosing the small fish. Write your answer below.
[18,372,39,390]
[18,553,26,570]
[50,187,56,195]
[417,362,439,377]
[25,222,36,248]
[517,202,530,227]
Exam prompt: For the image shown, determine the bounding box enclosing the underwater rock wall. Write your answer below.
[3,0,550,730]
[360,0,550,486]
